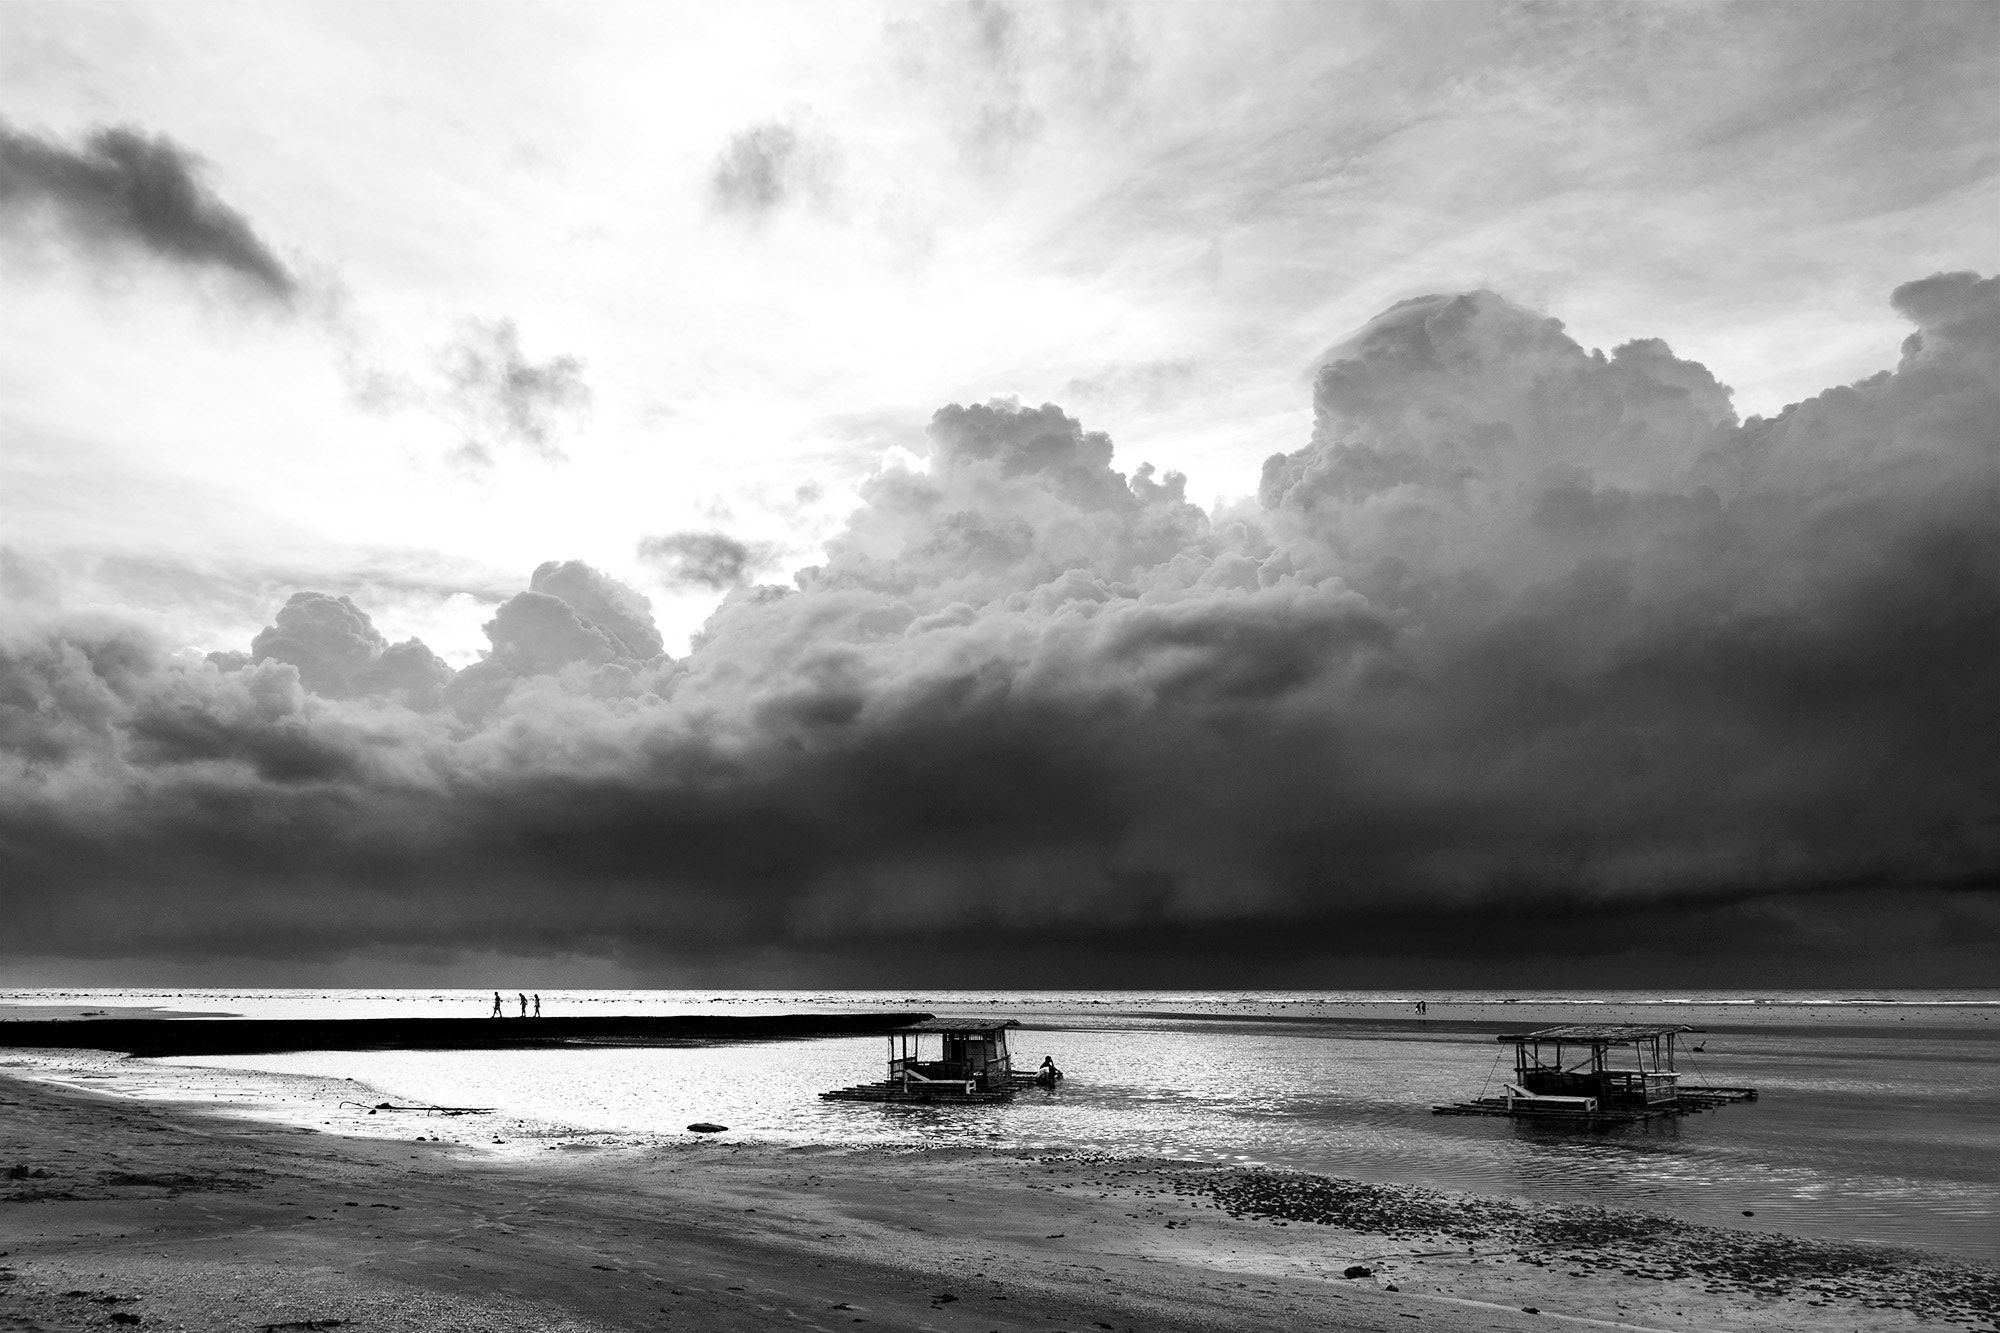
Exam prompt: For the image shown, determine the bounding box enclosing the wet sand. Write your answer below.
[1,1070,1992,1333]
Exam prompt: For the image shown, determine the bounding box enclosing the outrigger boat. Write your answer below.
[820,1018,1050,1104]
[1433,1024,1757,1125]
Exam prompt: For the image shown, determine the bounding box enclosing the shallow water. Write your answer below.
[5,987,1995,1262]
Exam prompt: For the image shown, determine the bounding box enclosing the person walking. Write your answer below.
[533,993,542,1018]
[517,992,528,1018]
[491,991,502,1018]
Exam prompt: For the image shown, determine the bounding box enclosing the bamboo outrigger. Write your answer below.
[820,1019,1052,1104]
[1433,1024,1756,1125]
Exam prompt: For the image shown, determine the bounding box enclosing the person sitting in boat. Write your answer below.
[1037,1056,1063,1086]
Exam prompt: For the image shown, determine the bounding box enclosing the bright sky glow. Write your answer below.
[3,0,1995,661]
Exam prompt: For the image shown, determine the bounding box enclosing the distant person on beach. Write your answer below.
[1038,1055,1063,1085]
[533,993,541,1018]
[517,992,528,1018]
[491,992,502,1018]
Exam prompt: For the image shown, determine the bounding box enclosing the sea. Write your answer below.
[2,988,1994,1264]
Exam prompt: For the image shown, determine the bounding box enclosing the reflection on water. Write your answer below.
[158,1002,2000,1263]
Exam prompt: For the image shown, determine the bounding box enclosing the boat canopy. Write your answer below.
[1496,1023,1696,1044]
[891,1019,1022,1034]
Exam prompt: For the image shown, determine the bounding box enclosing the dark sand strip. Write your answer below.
[0,1012,929,1058]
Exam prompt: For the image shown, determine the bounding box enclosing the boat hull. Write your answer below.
[819,1081,1014,1104]
[1431,1086,1758,1125]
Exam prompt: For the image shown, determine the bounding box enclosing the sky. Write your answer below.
[0,0,1995,986]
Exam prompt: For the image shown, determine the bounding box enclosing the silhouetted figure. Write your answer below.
[1416,1000,1428,1016]
[533,993,542,1018]
[517,992,528,1018]
[1037,1055,1063,1087]
[491,991,502,1018]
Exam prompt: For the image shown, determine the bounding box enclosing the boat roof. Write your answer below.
[1498,1024,1697,1043]
[891,1018,1022,1034]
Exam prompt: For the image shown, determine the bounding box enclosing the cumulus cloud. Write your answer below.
[227,591,453,709]
[524,560,666,661]
[439,318,592,464]
[2,275,1994,981]
[0,121,294,299]
[637,531,775,590]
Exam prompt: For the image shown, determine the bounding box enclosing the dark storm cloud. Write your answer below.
[2,275,1995,980]
[440,318,592,464]
[637,531,775,590]
[0,121,294,299]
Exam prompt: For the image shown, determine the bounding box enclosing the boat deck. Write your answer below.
[1432,1085,1759,1125]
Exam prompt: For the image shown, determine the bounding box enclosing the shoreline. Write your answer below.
[6,1013,1994,1263]
[3,1068,1992,1332]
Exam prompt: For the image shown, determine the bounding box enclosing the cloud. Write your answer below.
[439,318,592,464]
[521,560,666,662]
[2,275,1994,981]
[637,531,775,590]
[1060,358,1201,411]
[0,121,295,299]
[709,118,837,219]
[889,0,1143,172]
[229,591,453,709]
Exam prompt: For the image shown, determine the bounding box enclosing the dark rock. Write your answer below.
[1343,1265,1373,1278]
[687,1123,728,1134]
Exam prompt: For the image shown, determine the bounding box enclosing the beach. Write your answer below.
[3,1069,1993,1333]
[8,990,1994,1261]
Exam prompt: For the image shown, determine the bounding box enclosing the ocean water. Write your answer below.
[3,988,1995,1263]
